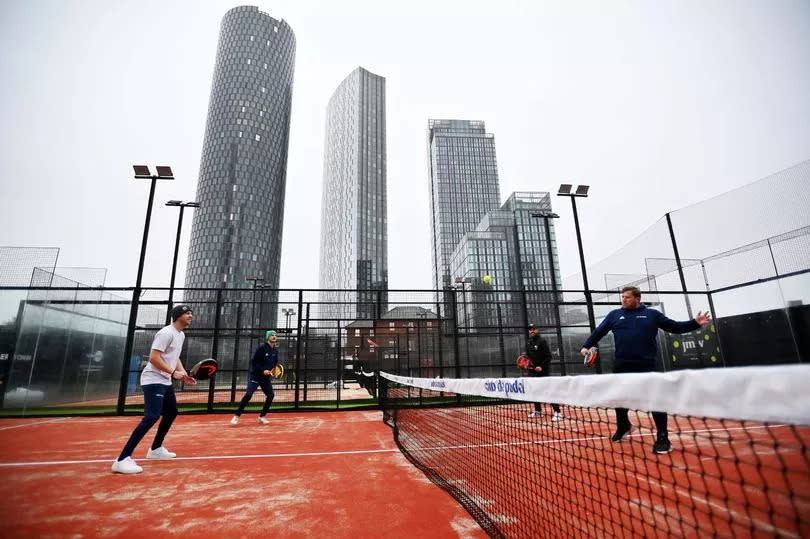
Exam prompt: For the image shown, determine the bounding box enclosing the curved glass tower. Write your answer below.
[185,6,295,326]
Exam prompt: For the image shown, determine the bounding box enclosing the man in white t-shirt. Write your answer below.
[112,305,196,474]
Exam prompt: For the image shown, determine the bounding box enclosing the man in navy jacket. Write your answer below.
[230,330,280,425]
[581,286,711,454]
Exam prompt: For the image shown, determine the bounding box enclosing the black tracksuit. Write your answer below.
[235,343,279,417]
[526,334,560,414]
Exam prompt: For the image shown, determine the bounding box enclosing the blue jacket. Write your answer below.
[250,343,279,381]
[582,305,699,369]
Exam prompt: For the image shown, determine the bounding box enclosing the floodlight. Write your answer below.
[133,165,152,178]
[155,166,174,179]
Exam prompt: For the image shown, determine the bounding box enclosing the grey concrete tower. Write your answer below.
[185,6,295,327]
[318,67,387,322]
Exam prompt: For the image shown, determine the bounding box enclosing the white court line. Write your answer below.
[408,423,790,453]
[0,447,400,468]
[0,417,72,431]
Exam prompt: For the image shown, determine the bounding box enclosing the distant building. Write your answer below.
[318,67,388,323]
[449,192,561,330]
[427,120,501,294]
[345,306,439,377]
[185,6,296,328]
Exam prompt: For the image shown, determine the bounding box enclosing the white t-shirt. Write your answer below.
[141,324,185,386]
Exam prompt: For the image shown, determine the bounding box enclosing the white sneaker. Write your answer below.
[528,411,541,418]
[111,456,143,474]
[258,416,270,425]
[230,416,239,425]
[146,446,176,460]
[552,412,564,422]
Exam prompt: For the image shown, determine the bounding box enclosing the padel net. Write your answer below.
[379,365,810,538]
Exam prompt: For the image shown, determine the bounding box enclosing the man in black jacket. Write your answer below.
[524,323,562,421]
[230,330,279,425]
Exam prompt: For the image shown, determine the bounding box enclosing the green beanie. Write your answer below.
[265,330,277,340]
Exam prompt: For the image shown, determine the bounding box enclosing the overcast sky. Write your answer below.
[1,0,809,292]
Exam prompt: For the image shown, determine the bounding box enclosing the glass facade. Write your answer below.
[427,119,501,293]
[318,67,388,322]
[449,192,562,329]
[184,6,295,327]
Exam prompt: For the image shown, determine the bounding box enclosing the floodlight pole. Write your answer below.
[165,201,199,324]
[531,211,566,376]
[569,196,596,331]
[454,277,472,377]
[118,165,174,414]
[282,308,295,365]
[245,276,264,332]
[558,185,600,373]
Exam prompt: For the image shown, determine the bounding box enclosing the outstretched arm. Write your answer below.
[581,313,613,354]
[657,310,710,333]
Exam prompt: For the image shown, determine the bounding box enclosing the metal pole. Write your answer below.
[512,219,529,333]
[570,196,600,374]
[543,216,566,376]
[208,288,222,412]
[166,205,185,324]
[294,291,304,409]
[251,284,257,331]
[449,287,461,380]
[118,177,157,414]
[665,212,693,318]
[462,281,471,378]
[497,303,505,377]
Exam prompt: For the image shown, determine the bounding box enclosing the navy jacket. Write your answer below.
[582,305,699,369]
[250,343,279,381]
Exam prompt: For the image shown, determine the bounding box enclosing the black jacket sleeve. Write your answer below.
[536,338,552,371]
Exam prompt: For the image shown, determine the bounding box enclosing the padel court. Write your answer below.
[1,367,808,537]
[0,411,486,538]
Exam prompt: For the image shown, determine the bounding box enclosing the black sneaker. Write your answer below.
[652,437,672,454]
[611,424,634,442]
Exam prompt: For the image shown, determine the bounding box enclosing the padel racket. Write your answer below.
[583,347,599,367]
[516,355,531,370]
[270,364,284,379]
[189,358,218,380]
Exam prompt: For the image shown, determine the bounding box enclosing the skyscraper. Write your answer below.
[318,67,387,322]
[428,120,501,292]
[185,6,295,326]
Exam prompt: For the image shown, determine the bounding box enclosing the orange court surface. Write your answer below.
[0,412,487,538]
